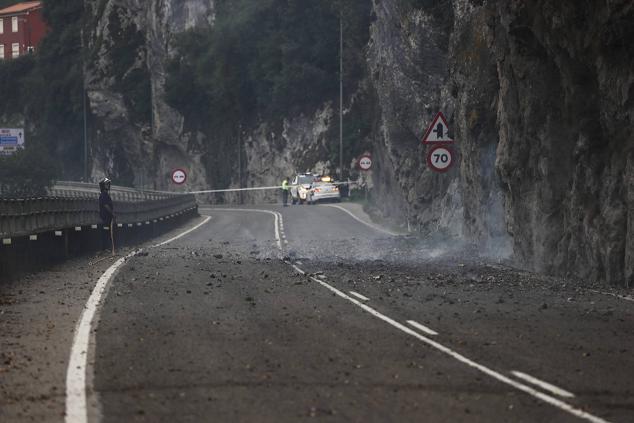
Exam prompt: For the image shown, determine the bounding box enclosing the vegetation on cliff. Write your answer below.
[165,0,373,182]
[0,0,84,183]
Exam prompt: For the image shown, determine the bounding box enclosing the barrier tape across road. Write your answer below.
[188,181,356,195]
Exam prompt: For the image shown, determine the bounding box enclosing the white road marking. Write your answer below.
[323,204,401,236]
[288,268,611,423]
[292,264,306,275]
[586,289,634,303]
[153,216,212,247]
[200,208,282,251]
[65,252,136,423]
[406,320,439,336]
[349,291,370,301]
[267,209,604,421]
[65,216,212,423]
[511,371,575,398]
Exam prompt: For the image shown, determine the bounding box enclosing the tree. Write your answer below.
[0,147,59,198]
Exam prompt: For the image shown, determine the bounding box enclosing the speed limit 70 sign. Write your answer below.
[426,146,454,172]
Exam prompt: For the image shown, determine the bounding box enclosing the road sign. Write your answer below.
[0,128,25,156]
[171,169,187,185]
[427,146,454,172]
[359,155,372,171]
[422,112,453,144]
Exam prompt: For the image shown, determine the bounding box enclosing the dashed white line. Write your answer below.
[292,270,611,423]
[406,319,439,336]
[511,370,575,398]
[349,291,370,301]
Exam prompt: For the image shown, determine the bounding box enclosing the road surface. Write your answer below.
[1,204,633,422]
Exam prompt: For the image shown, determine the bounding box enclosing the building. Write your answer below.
[0,1,47,60]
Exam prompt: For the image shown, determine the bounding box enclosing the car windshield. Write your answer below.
[298,175,314,184]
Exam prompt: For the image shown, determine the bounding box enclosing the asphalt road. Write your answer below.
[2,204,634,422]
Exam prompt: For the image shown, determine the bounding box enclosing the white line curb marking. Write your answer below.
[587,289,634,303]
[511,370,575,398]
[65,216,212,423]
[153,216,212,247]
[406,320,439,336]
[349,291,370,301]
[323,204,400,236]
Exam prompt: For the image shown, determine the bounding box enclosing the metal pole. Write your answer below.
[81,28,88,182]
[83,82,87,181]
[238,126,242,204]
[339,11,343,182]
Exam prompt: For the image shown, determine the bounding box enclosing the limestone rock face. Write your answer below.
[492,1,634,283]
[367,0,633,284]
[86,0,215,189]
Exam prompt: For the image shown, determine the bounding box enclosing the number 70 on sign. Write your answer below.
[427,146,454,173]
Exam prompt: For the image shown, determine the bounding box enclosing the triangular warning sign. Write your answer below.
[422,112,453,144]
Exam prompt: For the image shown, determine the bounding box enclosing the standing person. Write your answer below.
[98,178,115,253]
[281,177,290,207]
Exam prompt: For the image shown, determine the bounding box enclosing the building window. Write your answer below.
[12,43,19,58]
[0,45,4,60]
[12,16,18,32]
[0,18,4,34]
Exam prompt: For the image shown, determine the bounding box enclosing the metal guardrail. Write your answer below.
[0,182,197,239]
[49,181,179,202]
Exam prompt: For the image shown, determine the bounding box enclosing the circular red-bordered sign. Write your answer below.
[359,155,372,171]
[171,168,187,185]
[426,146,454,173]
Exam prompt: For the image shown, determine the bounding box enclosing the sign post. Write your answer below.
[422,112,453,144]
[426,146,454,172]
[171,169,187,185]
[0,128,25,156]
[358,155,372,171]
[422,112,455,173]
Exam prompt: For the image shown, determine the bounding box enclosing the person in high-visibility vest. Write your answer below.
[281,177,290,207]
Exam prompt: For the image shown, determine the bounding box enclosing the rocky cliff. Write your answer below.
[83,0,634,285]
[86,0,215,189]
[366,0,633,285]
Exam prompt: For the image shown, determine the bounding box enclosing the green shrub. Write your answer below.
[0,147,59,198]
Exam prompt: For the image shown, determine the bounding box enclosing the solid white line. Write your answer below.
[200,208,282,251]
[511,371,575,398]
[292,264,306,275]
[65,251,136,423]
[292,269,611,423]
[65,217,212,423]
[406,319,439,336]
[153,216,212,247]
[323,204,400,236]
[349,291,370,301]
[586,289,634,303]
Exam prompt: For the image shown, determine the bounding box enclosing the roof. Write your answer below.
[0,1,42,16]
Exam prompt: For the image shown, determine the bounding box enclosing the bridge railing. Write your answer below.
[0,182,197,239]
